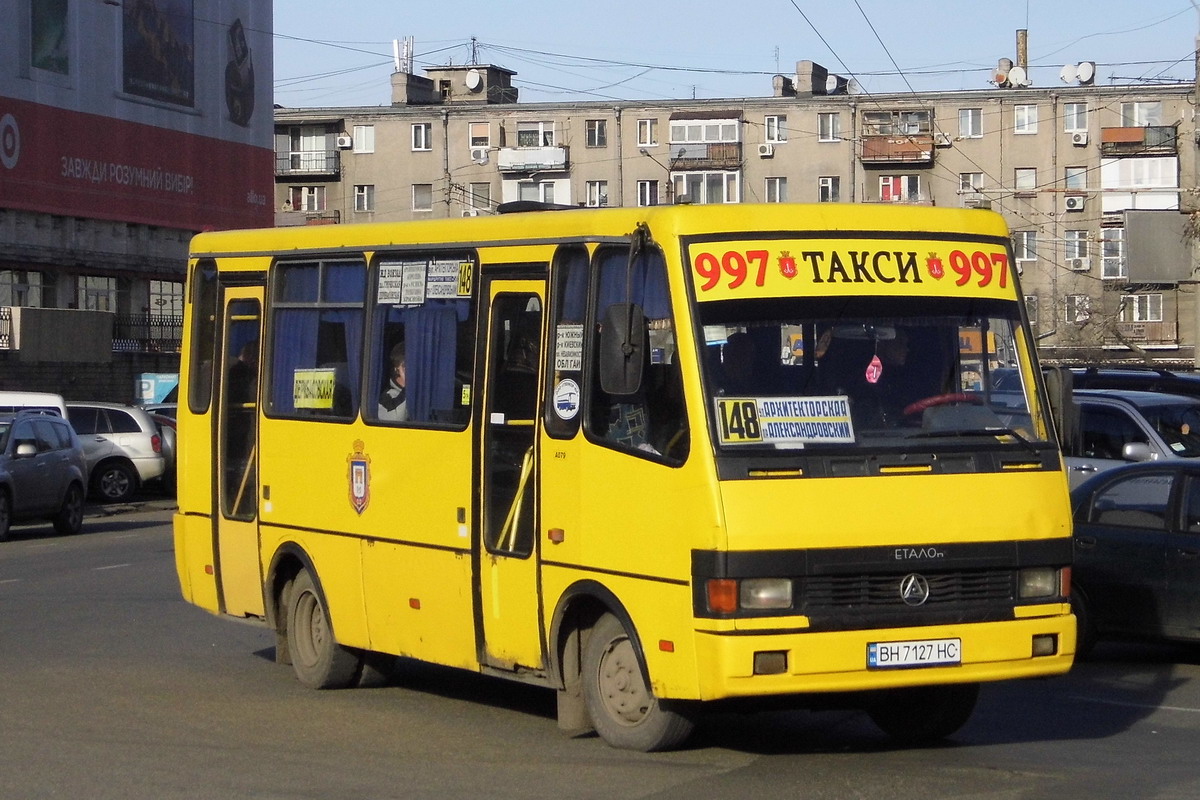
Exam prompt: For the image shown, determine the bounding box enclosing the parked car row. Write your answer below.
[0,391,174,541]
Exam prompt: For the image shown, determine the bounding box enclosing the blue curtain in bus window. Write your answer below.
[595,249,669,319]
[559,248,590,322]
[378,299,469,422]
[270,309,363,416]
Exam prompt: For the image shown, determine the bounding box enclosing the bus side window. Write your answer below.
[588,246,688,463]
[545,245,589,439]
[367,255,476,428]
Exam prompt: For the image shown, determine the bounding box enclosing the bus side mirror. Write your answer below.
[599,303,645,397]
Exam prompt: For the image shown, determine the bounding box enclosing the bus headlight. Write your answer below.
[739,578,793,610]
[1018,567,1060,600]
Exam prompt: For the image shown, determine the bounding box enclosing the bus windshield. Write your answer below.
[697,295,1050,450]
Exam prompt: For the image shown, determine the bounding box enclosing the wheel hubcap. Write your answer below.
[598,635,651,726]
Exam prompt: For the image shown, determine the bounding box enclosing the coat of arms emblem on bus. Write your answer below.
[347,440,371,514]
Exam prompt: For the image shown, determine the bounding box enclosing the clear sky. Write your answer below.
[272,1,1200,107]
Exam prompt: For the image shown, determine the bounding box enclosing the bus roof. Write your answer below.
[189,204,1011,258]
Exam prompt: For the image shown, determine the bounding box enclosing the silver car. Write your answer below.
[0,410,87,540]
[1063,389,1200,488]
[66,402,166,502]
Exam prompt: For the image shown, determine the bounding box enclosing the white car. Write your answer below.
[66,402,166,502]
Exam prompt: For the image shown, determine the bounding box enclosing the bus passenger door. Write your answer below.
[215,289,265,617]
[478,280,545,670]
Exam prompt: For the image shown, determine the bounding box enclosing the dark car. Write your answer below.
[0,410,88,541]
[1070,460,1200,654]
[1070,367,1200,400]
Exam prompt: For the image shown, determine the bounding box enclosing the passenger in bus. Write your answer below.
[377,341,408,421]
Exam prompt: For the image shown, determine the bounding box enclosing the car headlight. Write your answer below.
[1018,567,1061,599]
[739,578,793,610]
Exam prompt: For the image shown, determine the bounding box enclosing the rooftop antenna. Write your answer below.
[470,36,479,65]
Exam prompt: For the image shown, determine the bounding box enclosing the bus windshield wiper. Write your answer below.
[908,426,1041,455]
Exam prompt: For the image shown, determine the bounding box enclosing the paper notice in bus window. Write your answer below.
[401,262,427,305]
[377,261,407,305]
[555,324,584,371]
[715,396,855,446]
[293,368,336,409]
[426,260,461,299]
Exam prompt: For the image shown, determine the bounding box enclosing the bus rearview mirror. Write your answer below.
[599,303,645,397]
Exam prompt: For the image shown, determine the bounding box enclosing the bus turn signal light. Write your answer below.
[706,579,738,614]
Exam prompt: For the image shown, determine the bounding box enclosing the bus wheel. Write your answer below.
[866,683,979,746]
[582,614,695,752]
[286,568,361,689]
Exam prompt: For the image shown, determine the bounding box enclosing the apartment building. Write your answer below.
[274,60,1199,366]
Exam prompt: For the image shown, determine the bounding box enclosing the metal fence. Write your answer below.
[112,314,183,353]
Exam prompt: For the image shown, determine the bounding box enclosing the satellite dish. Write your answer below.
[464,69,482,91]
[1059,64,1078,84]
[825,75,839,93]
[846,78,862,95]
[1007,66,1028,87]
[1077,61,1095,84]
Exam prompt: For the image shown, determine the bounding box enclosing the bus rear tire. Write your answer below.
[582,614,695,752]
[866,682,979,745]
[286,567,361,689]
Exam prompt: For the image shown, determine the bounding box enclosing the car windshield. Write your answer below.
[1140,401,1200,457]
[697,295,1051,451]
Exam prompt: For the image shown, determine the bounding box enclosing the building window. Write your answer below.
[637,119,658,147]
[818,176,840,203]
[1014,104,1038,134]
[817,112,840,142]
[78,276,117,312]
[0,270,43,307]
[585,180,609,207]
[1065,294,1091,323]
[412,183,433,212]
[586,119,608,148]
[1065,229,1089,259]
[467,182,491,212]
[148,280,183,317]
[764,115,787,143]
[669,119,739,144]
[671,171,739,204]
[1024,294,1039,327]
[469,122,490,148]
[1014,230,1037,262]
[1064,166,1088,191]
[354,184,375,212]
[637,180,659,207]
[412,123,433,151]
[517,121,555,147]
[1063,102,1088,133]
[1121,293,1163,322]
[1101,228,1126,279]
[1121,101,1162,127]
[1014,167,1037,193]
[288,185,326,212]
[959,172,983,192]
[765,177,788,203]
[518,181,555,204]
[353,125,375,153]
[879,175,920,203]
[959,108,982,138]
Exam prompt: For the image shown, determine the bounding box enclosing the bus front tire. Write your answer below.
[582,614,695,752]
[286,568,361,689]
[866,682,979,745]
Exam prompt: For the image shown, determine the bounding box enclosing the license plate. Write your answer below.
[867,638,961,669]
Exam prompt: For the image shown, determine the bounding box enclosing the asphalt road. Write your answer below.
[3,507,1200,799]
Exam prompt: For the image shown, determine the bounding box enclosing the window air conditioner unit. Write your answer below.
[757,143,775,158]
[462,209,479,217]
[470,147,489,164]
[934,132,953,147]
[1069,257,1090,271]
[963,194,991,209]
[1065,195,1086,212]
[336,135,353,149]
[1071,131,1089,147]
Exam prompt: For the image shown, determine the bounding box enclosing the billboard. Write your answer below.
[0,0,273,231]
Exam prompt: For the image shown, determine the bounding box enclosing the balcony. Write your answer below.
[112,314,183,353]
[667,142,743,170]
[276,209,342,227]
[275,149,341,178]
[1100,126,1178,157]
[497,146,569,173]
[860,135,935,166]
[1105,320,1178,347]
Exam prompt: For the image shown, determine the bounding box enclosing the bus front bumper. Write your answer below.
[690,611,1075,701]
